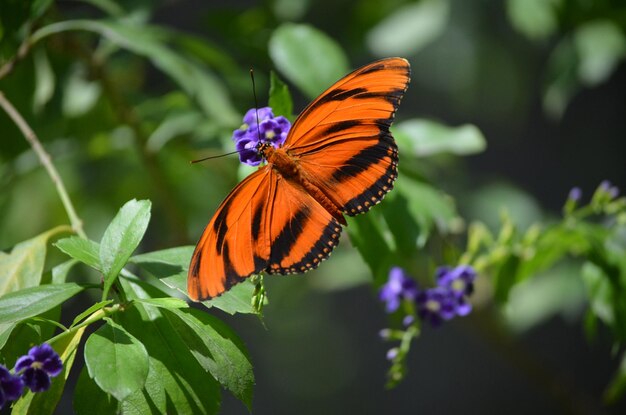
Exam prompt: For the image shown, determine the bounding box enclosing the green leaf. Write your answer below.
[130,245,194,269]
[78,0,125,17]
[395,178,458,237]
[62,63,102,117]
[131,246,258,314]
[51,259,78,284]
[116,278,221,414]
[493,254,520,303]
[0,322,16,349]
[543,37,578,119]
[379,191,424,257]
[269,71,293,119]
[84,318,149,401]
[32,47,55,113]
[269,23,349,99]
[12,326,86,414]
[346,209,395,282]
[165,308,254,409]
[100,199,151,299]
[366,0,449,56]
[394,119,486,156]
[74,367,117,415]
[55,236,101,271]
[503,264,586,333]
[0,283,85,325]
[506,0,560,40]
[146,110,204,152]
[0,227,67,296]
[574,20,626,86]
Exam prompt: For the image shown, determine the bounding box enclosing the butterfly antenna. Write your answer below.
[192,69,262,165]
[250,68,262,141]
[190,150,240,164]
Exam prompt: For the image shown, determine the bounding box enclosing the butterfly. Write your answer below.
[188,57,411,301]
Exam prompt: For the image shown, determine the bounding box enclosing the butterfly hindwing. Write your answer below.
[266,174,342,275]
[284,57,410,215]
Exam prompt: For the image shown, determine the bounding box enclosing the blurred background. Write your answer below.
[1,0,625,413]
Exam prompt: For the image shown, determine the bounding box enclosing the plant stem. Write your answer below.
[0,36,31,81]
[47,304,121,345]
[0,91,87,238]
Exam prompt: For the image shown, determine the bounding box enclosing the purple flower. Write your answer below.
[568,187,582,202]
[379,267,419,313]
[14,344,63,392]
[415,287,458,327]
[242,106,274,127]
[436,265,476,298]
[0,365,23,409]
[599,180,619,199]
[386,348,399,361]
[232,107,291,166]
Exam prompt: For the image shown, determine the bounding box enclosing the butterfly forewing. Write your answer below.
[284,58,409,215]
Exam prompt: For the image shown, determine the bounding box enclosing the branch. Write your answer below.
[0,91,87,238]
[0,34,32,81]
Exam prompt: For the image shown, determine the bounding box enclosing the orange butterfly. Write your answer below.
[188,57,411,301]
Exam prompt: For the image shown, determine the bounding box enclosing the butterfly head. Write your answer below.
[233,107,291,166]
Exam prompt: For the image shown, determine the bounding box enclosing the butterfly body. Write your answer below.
[262,145,347,225]
[188,57,411,301]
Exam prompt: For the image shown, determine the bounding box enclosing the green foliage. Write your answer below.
[269,23,349,99]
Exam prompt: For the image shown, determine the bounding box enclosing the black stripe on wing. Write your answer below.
[266,218,342,275]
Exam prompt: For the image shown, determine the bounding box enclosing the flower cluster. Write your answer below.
[232,107,291,166]
[379,265,476,328]
[0,344,62,409]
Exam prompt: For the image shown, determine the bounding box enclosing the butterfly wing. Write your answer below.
[188,166,342,301]
[188,167,273,300]
[283,57,410,215]
[266,174,342,276]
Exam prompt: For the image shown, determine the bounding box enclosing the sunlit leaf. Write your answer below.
[0,283,85,325]
[116,278,221,414]
[55,237,101,271]
[62,64,102,117]
[100,199,151,298]
[165,308,254,409]
[84,318,149,401]
[506,0,561,40]
[269,23,349,99]
[32,47,55,113]
[574,20,626,86]
[0,226,69,296]
[366,0,449,56]
[394,119,486,156]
